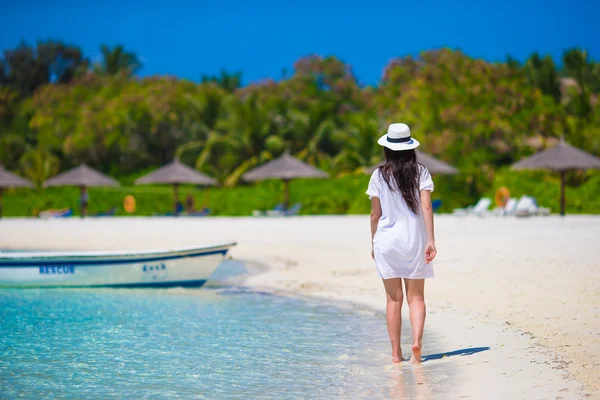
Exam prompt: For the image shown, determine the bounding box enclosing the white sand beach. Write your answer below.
[1,215,598,398]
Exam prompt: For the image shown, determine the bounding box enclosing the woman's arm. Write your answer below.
[370,197,382,258]
[419,190,437,263]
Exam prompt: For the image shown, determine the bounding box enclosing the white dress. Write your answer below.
[366,166,435,279]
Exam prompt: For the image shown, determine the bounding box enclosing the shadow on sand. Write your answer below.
[422,346,490,362]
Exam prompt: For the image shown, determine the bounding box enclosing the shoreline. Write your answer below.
[237,254,588,398]
[1,216,597,398]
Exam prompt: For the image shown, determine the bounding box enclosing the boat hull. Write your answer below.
[0,245,234,288]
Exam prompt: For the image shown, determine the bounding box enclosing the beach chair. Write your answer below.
[503,198,518,216]
[473,198,492,216]
[453,198,492,216]
[187,208,210,217]
[253,203,284,217]
[284,203,302,216]
[492,198,517,216]
[530,198,551,216]
[155,202,187,217]
[514,196,538,217]
[93,207,117,217]
[431,199,442,213]
[39,208,73,219]
[265,203,302,217]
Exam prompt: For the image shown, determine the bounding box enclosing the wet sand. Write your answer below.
[1,216,598,398]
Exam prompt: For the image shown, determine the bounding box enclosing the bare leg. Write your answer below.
[383,278,404,363]
[404,278,425,364]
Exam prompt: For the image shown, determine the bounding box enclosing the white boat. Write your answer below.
[0,243,236,288]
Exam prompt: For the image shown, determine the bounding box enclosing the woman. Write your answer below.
[366,123,437,365]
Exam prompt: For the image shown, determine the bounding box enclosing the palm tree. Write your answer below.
[524,53,561,102]
[562,49,596,89]
[200,70,242,92]
[94,45,141,76]
[561,48,598,121]
[280,96,340,169]
[19,146,60,189]
[293,116,335,168]
[332,115,381,174]
[175,86,228,167]
[181,93,278,186]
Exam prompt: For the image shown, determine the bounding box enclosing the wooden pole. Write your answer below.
[283,179,290,210]
[560,171,566,217]
[173,183,180,216]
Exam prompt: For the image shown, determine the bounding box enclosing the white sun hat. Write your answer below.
[377,123,420,151]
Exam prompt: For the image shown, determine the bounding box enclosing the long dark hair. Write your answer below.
[379,148,421,214]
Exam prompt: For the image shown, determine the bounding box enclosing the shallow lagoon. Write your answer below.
[0,285,408,399]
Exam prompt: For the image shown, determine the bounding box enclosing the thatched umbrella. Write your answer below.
[512,139,600,216]
[0,165,34,218]
[368,150,459,175]
[135,159,217,215]
[44,164,119,217]
[243,153,328,209]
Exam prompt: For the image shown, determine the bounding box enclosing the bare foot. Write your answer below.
[392,352,403,363]
[409,344,422,364]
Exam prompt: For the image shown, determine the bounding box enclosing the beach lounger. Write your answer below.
[514,196,550,217]
[153,202,191,217]
[253,203,284,217]
[187,208,210,217]
[453,198,492,216]
[265,203,302,217]
[93,207,117,217]
[492,198,518,216]
[39,208,73,219]
[514,196,535,217]
[284,203,302,216]
[538,206,551,216]
[504,198,518,215]
[531,198,551,216]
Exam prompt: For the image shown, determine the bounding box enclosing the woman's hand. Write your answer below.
[425,241,437,264]
[371,247,375,260]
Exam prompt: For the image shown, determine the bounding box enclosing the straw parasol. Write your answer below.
[44,164,119,216]
[368,150,459,175]
[135,159,217,215]
[0,165,34,218]
[512,139,600,216]
[243,152,329,209]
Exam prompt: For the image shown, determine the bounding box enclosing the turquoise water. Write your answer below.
[0,284,401,398]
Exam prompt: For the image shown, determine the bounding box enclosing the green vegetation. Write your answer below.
[3,170,599,217]
[1,41,600,215]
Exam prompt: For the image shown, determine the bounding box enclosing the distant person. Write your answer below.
[80,187,89,217]
[186,194,195,213]
[175,201,184,216]
[367,123,436,364]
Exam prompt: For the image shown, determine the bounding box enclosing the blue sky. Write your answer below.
[0,0,597,85]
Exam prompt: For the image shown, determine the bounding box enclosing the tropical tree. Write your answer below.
[563,48,600,92]
[210,92,279,186]
[19,146,60,189]
[560,48,600,123]
[332,113,382,174]
[1,40,599,209]
[524,53,561,102]
[382,49,559,174]
[1,40,86,96]
[201,70,242,92]
[94,45,141,76]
